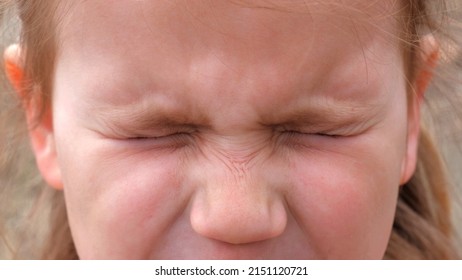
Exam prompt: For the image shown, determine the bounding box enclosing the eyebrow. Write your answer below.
[260,97,384,131]
[89,102,209,137]
[89,97,382,139]
[85,72,386,136]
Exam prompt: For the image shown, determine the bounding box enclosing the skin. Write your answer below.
[5,0,431,259]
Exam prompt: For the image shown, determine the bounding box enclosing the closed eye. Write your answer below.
[277,129,347,150]
[121,132,195,150]
[282,130,342,138]
[125,131,193,140]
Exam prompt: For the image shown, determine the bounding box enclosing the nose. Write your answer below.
[189,158,288,245]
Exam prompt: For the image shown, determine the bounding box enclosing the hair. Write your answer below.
[0,0,461,259]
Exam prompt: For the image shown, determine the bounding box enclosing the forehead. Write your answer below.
[60,0,401,57]
[56,0,404,108]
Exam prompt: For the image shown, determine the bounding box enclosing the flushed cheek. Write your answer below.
[60,143,189,259]
[287,152,399,259]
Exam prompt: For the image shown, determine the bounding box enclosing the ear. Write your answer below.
[400,35,439,185]
[4,44,63,190]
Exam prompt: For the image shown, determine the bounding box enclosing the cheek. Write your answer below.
[287,142,401,259]
[57,138,189,259]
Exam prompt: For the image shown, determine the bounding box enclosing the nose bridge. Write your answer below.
[189,147,287,244]
[215,146,258,181]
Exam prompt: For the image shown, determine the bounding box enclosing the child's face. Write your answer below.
[45,0,418,259]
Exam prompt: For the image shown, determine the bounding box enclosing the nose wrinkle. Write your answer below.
[189,146,287,245]
[212,146,262,182]
[227,155,253,181]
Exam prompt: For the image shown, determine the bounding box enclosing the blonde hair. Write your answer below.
[1,0,461,259]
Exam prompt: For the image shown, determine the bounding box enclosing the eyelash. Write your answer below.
[118,129,343,153]
[282,130,341,138]
[124,132,193,148]
[277,130,343,150]
[125,130,341,143]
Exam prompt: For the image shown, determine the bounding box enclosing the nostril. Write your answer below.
[190,191,287,245]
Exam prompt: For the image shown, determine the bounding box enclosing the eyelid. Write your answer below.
[275,124,340,136]
[125,131,191,140]
[121,131,195,150]
[101,123,199,139]
[92,124,196,149]
[282,130,341,138]
[275,119,372,138]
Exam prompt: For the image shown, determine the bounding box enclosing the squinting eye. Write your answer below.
[124,132,194,148]
[283,130,341,138]
[126,132,190,141]
[278,130,344,149]
[314,133,341,138]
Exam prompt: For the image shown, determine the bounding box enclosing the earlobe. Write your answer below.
[399,94,421,185]
[400,35,439,185]
[29,116,64,190]
[4,44,64,190]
